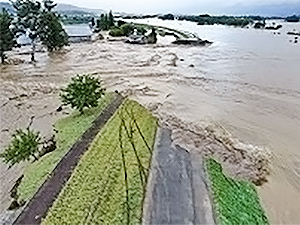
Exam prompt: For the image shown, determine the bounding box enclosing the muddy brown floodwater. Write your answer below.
[1,20,300,224]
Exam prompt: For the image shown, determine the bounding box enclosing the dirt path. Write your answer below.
[143,127,215,224]
[13,94,123,225]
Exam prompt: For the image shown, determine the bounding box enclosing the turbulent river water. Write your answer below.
[0,19,300,223]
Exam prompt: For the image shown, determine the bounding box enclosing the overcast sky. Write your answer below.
[51,0,300,14]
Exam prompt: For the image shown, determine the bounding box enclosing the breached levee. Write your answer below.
[118,81,273,185]
[2,23,300,223]
[156,113,272,185]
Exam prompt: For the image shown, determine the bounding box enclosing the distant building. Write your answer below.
[16,24,93,45]
[17,32,31,46]
[63,24,93,43]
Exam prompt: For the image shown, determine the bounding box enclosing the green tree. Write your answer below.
[39,0,68,52]
[108,10,114,27]
[60,74,106,113]
[11,0,68,61]
[0,9,16,63]
[43,0,56,11]
[147,28,157,44]
[0,128,41,167]
[12,0,42,62]
[109,27,123,37]
[96,12,114,31]
[120,23,134,36]
[97,14,109,30]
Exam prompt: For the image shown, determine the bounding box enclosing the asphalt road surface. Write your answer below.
[143,127,215,225]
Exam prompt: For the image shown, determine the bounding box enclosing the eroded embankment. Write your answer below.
[159,114,272,185]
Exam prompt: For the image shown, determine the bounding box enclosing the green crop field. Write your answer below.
[205,158,269,225]
[42,99,158,225]
[18,93,114,201]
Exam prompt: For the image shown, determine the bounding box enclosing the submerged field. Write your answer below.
[42,99,157,224]
[205,158,269,225]
[17,93,114,201]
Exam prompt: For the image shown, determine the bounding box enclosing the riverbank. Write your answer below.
[1,20,300,223]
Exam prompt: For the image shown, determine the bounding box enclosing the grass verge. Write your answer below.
[42,99,158,224]
[205,158,269,225]
[18,93,114,201]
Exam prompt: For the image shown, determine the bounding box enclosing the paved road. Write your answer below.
[13,94,123,225]
[143,128,215,225]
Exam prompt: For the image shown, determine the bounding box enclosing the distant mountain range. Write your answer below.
[0,2,105,15]
[0,2,14,13]
[0,1,299,17]
[224,2,300,17]
[55,3,105,14]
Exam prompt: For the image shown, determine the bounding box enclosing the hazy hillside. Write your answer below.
[226,2,300,17]
[55,3,105,14]
[0,2,105,15]
[0,2,14,13]
[0,1,299,17]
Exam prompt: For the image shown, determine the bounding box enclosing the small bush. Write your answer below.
[135,26,147,35]
[117,20,126,27]
[0,128,41,167]
[120,23,134,36]
[10,175,24,199]
[60,74,105,113]
[109,28,124,37]
[8,200,20,210]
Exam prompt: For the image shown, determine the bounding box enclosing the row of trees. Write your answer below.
[0,0,68,63]
[196,16,251,27]
[0,9,16,63]
[92,11,147,37]
[94,10,114,31]
[109,22,147,37]
[177,15,252,27]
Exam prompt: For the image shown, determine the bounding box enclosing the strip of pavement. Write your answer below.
[13,93,123,225]
[143,127,216,225]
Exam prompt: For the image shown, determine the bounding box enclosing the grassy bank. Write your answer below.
[42,99,158,224]
[18,93,114,201]
[205,158,269,225]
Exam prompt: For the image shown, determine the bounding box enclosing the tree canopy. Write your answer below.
[10,0,68,61]
[39,0,68,52]
[0,127,41,167]
[96,11,115,31]
[60,74,106,113]
[11,0,41,61]
[0,9,16,63]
